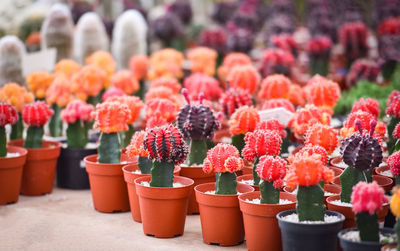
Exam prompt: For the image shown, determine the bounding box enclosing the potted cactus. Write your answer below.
[304,123,338,157]
[0,83,34,139]
[0,102,27,204]
[8,101,61,196]
[134,125,194,238]
[338,21,368,68]
[307,36,332,76]
[238,155,296,251]
[241,129,282,187]
[0,36,25,86]
[338,182,395,251]
[327,119,390,228]
[195,143,254,246]
[389,151,400,185]
[57,100,95,189]
[258,48,294,78]
[382,186,400,251]
[177,89,220,214]
[277,153,344,251]
[84,100,132,213]
[387,90,400,155]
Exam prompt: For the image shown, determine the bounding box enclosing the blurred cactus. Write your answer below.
[168,0,192,25]
[71,0,93,24]
[346,59,380,88]
[0,36,25,86]
[219,88,252,119]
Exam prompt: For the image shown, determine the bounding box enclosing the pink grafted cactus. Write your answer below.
[255,120,287,139]
[258,48,294,77]
[261,98,295,113]
[338,21,368,63]
[388,151,400,177]
[61,100,94,124]
[219,88,253,118]
[256,155,287,188]
[394,123,400,139]
[387,90,400,118]
[351,98,380,119]
[242,130,282,161]
[102,87,125,101]
[183,73,222,101]
[203,143,243,174]
[22,101,54,127]
[352,181,388,215]
[0,102,18,126]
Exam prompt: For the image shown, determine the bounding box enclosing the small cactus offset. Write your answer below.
[352,182,388,242]
[22,101,54,148]
[143,125,188,187]
[390,186,400,250]
[242,130,282,186]
[340,119,383,202]
[219,88,252,119]
[389,151,400,185]
[0,36,25,86]
[203,143,244,195]
[60,100,94,148]
[286,153,334,221]
[307,36,332,76]
[177,89,219,166]
[304,123,338,154]
[92,101,132,163]
[256,156,286,204]
[0,102,18,157]
[126,130,151,174]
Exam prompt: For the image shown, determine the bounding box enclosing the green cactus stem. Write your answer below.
[49,104,62,137]
[297,184,325,221]
[356,212,379,242]
[395,219,400,251]
[98,132,120,164]
[0,126,6,157]
[260,180,279,204]
[66,121,87,148]
[10,116,23,140]
[138,156,152,174]
[135,80,146,101]
[122,124,135,148]
[252,157,260,186]
[388,118,400,155]
[232,134,245,156]
[280,129,290,154]
[340,167,367,203]
[382,60,397,81]
[188,139,207,166]
[24,126,44,148]
[87,90,103,106]
[150,160,174,187]
[215,172,237,195]
[310,56,329,76]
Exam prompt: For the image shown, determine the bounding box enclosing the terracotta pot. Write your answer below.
[328,166,343,178]
[236,174,259,191]
[195,182,254,246]
[135,176,194,238]
[8,139,61,196]
[381,244,397,251]
[0,146,27,205]
[213,128,231,144]
[123,163,181,222]
[326,195,389,229]
[239,191,296,251]
[85,154,132,213]
[332,175,393,192]
[330,156,347,169]
[375,165,395,184]
[242,161,253,175]
[179,164,215,214]
[284,183,341,206]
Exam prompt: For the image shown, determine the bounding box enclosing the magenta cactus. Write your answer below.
[346,59,380,88]
[258,48,294,77]
[0,102,18,157]
[338,21,368,66]
[219,88,253,118]
[389,151,400,184]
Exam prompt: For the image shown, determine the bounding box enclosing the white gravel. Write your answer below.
[131,170,142,174]
[282,213,342,224]
[140,182,184,188]
[379,170,394,178]
[238,179,255,185]
[245,198,293,204]
[333,160,348,169]
[330,200,352,207]
[288,188,337,196]
[6,152,20,157]
[341,230,396,243]
[205,190,242,195]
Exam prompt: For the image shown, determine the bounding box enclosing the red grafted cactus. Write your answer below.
[257,155,287,204]
[388,151,400,177]
[378,17,400,35]
[305,75,341,114]
[346,59,380,88]
[229,105,260,136]
[258,74,292,100]
[387,90,400,118]
[351,98,380,119]
[394,123,400,139]
[0,102,18,156]
[242,130,282,161]
[338,21,368,63]
[218,52,252,81]
[256,120,287,139]
[22,101,54,127]
[219,88,253,118]
[305,123,338,154]
[288,84,305,107]
[258,48,294,77]
[146,116,168,129]
[307,35,332,56]
[270,34,297,55]
[295,144,329,166]
[289,104,331,136]
[261,98,295,113]
[340,110,385,138]
[226,65,261,94]
[183,73,222,101]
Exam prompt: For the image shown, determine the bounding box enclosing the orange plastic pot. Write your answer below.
[326,195,389,229]
[330,156,346,169]
[8,139,61,196]
[242,161,253,175]
[179,164,215,214]
[332,175,393,192]
[0,146,27,205]
[195,182,254,246]
[135,176,194,238]
[85,154,132,213]
[239,191,296,251]
[123,163,181,222]
[375,165,395,184]
[236,174,259,191]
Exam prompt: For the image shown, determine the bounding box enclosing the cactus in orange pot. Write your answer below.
[126,130,151,174]
[0,102,18,156]
[257,155,287,204]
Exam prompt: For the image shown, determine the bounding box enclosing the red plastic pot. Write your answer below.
[0,146,27,204]
[8,139,61,196]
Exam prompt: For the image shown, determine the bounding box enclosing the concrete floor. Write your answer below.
[0,188,247,251]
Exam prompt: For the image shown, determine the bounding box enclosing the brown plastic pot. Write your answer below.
[135,176,194,238]
[179,164,215,214]
[375,165,395,184]
[123,163,181,222]
[239,191,296,251]
[326,194,389,229]
[236,174,259,191]
[284,183,341,206]
[332,175,393,192]
[0,146,27,205]
[85,154,132,213]
[195,182,254,246]
[8,139,61,196]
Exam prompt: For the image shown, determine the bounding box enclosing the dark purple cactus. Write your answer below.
[177,89,220,140]
[262,14,295,41]
[168,0,192,25]
[199,26,227,55]
[226,28,255,53]
[153,12,184,43]
[211,1,237,25]
[228,5,258,33]
[340,119,383,171]
[346,59,380,88]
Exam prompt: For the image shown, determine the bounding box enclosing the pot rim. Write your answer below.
[238,191,296,207]
[194,182,254,197]
[326,194,390,207]
[134,175,194,190]
[84,154,136,167]
[337,227,397,245]
[8,139,61,151]
[0,145,28,160]
[277,209,345,226]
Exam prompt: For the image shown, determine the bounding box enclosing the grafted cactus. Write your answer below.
[0,102,18,156]
[177,89,219,166]
[0,36,25,86]
[258,48,294,78]
[338,21,368,67]
[346,59,380,88]
[143,125,188,187]
[305,75,341,114]
[256,119,289,153]
[307,36,332,76]
[389,151,400,185]
[351,98,380,119]
[41,4,74,62]
[126,130,151,174]
[340,119,383,202]
[295,144,328,166]
[74,12,109,64]
[387,90,400,154]
[257,155,286,204]
[219,88,252,118]
[226,28,255,54]
[112,10,147,70]
[270,34,297,56]
[183,73,222,102]
[258,74,292,100]
[203,143,244,194]
[22,101,54,148]
[304,123,338,154]
[199,26,227,56]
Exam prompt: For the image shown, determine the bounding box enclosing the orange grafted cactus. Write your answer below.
[45,76,74,107]
[187,47,217,76]
[26,71,55,99]
[304,123,338,154]
[0,83,34,113]
[110,70,139,95]
[71,65,107,101]
[229,105,260,135]
[92,101,131,133]
[258,74,292,100]
[227,65,260,93]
